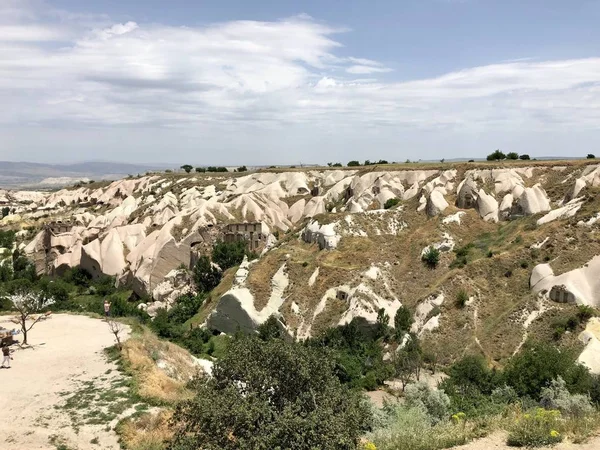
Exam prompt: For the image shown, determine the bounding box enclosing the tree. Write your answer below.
[394,306,413,342]
[193,256,222,293]
[587,154,596,159]
[519,154,531,160]
[347,160,360,167]
[1,206,9,218]
[8,292,55,346]
[107,318,125,350]
[486,150,506,161]
[180,164,193,173]
[332,162,343,167]
[212,240,248,271]
[393,334,422,390]
[236,166,248,172]
[195,167,206,173]
[375,308,390,339]
[169,337,371,449]
[257,315,285,341]
[506,152,519,160]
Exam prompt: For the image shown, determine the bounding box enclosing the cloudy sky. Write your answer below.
[1,0,600,165]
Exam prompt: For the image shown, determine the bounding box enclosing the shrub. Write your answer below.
[577,305,596,323]
[332,162,343,167]
[450,243,474,269]
[195,167,206,173]
[0,230,16,249]
[180,164,193,173]
[486,149,506,161]
[212,240,248,271]
[394,306,413,341]
[506,152,519,160]
[520,154,531,160]
[384,198,400,210]
[507,408,563,447]
[540,377,594,418]
[587,154,596,159]
[421,246,440,269]
[170,337,372,449]
[236,165,248,172]
[193,256,222,293]
[405,382,450,424]
[347,160,361,167]
[455,290,469,308]
[519,260,529,269]
[167,293,205,325]
[503,342,591,399]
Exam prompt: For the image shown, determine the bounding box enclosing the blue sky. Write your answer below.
[1,0,600,165]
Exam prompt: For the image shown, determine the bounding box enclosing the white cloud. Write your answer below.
[0,1,600,164]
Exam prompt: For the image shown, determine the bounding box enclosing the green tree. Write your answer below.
[195,167,206,173]
[519,154,531,160]
[180,164,193,173]
[193,256,222,293]
[506,152,519,160]
[236,166,248,172]
[347,160,361,167]
[503,342,591,399]
[375,308,390,339]
[212,240,248,271]
[1,206,9,218]
[0,230,16,248]
[393,334,423,390]
[587,154,596,159]
[394,306,413,341]
[257,315,285,341]
[486,149,506,161]
[169,337,371,449]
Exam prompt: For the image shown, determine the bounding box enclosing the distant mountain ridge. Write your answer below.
[0,161,174,189]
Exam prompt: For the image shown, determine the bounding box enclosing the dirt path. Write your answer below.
[454,432,600,450]
[0,314,130,450]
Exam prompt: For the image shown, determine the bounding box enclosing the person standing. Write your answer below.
[1,344,11,369]
[104,299,111,318]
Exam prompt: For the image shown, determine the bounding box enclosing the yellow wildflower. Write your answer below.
[363,442,377,450]
[550,430,560,438]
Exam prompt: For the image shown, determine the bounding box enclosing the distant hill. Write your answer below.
[0,161,173,189]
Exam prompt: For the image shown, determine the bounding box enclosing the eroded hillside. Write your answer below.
[3,161,600,365]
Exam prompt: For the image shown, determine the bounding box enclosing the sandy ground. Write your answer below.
[0,314,130,450]
[453,432,600,450]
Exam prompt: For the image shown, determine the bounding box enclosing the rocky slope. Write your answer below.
[3,162,600,368]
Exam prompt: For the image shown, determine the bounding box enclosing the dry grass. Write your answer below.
[121,329,196,404]
[118,410,174,450]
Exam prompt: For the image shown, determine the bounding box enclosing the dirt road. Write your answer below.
[0,314,129,450]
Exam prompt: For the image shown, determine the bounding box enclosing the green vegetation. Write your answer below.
[384,198,400,209]
[421,246,440,269]
[212,240,255,271]
[487,149,506,161]
[192,256,222,293]
[0,229,16,248]
[180,164,193,173]
[236,165,248,172]
[506,152,519,160]
[347,160,361,167]
[455,290,469,308]
[587,154,596,159]
[394,306,413,341]
[169,336,371,449]
[520,154,531,160]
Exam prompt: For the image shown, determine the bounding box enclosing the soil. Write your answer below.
[0,314,130,450]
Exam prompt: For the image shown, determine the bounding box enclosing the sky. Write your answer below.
[1,0,600,165]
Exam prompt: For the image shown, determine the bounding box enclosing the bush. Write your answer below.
[503,342,591,399]
[193,256,222,293]
[405,382,450,424]
[170,337,371,449]
[507,408,563,447]
[394,306,413,341]
[180,164,193,173]
[506,152,519,160]
[587,154,596,159]
[384,198,400,209]
[0,230,16,249]
[577,305,596,323]
[195,167,206,173]
[486,150,506,161]
[167,293,205,325]
[212,240,248,271]
[540,377,594,418]
[236,166,248,172]
[455,290,469,308]
[520,154,531,160]
[347,160,361,167]
[421,246,440,269]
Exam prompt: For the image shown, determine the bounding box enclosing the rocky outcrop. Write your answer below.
[302,220,340,250]
[456,178,478,209]
[426,190,449,217]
